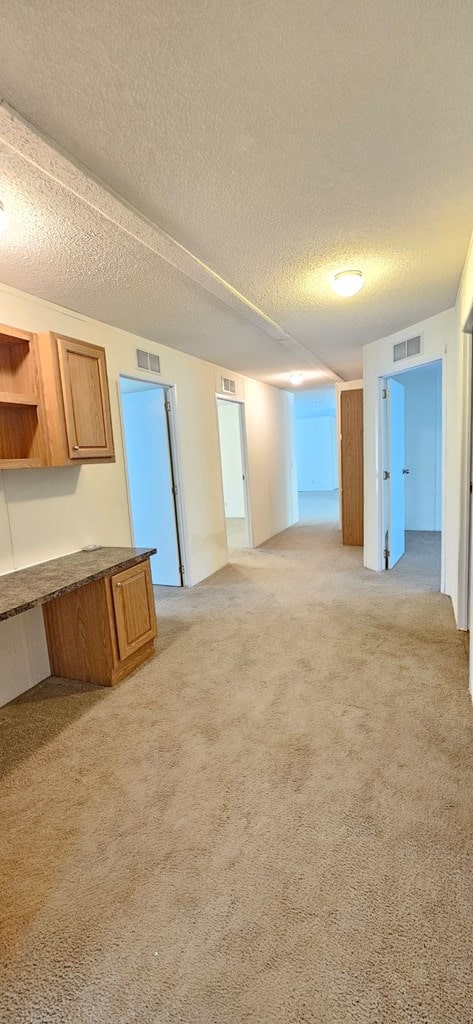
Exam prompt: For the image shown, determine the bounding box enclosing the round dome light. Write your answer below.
[331,270,364,297]
[289,372,304,386]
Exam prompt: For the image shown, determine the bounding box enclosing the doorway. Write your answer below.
[293,386,339,524]
[119,377,185,587]
[216,398,251,551]
[381,360,443,587]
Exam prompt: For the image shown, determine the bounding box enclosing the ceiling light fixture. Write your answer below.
[331,269,364,297]
[0,201,8,233]
[289,372,304,386]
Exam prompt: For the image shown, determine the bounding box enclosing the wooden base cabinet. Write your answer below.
[43,559,157,686]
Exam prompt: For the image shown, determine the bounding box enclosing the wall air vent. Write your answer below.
[136,349,161,374]
[393,335,421,362]
[221,376,236,395]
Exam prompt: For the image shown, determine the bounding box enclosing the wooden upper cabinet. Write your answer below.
[37,332,115,466]
[111,561,157,662]
[0,325,115,469]
[56,336,115,460]
[0,325,47,469]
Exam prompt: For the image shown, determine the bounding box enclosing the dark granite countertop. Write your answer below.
[0,547,157,622]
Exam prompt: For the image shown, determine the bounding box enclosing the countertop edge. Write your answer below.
[0,548,157,622]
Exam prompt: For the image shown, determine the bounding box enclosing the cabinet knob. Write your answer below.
[73,445,80,451]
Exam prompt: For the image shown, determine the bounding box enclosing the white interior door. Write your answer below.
[121,383,182,586]
[386,378,406,568]
[217,398,251,549]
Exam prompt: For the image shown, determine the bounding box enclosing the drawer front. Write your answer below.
[111,560,157,662]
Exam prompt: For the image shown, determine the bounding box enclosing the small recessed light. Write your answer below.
[0,202,8,233]
[331,269,364,297]
[289,372,304,385]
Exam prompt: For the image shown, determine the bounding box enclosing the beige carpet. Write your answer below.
[1,522,472,1023]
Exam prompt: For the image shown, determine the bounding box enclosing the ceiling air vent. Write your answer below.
[393,335,421,362]
[221,376,236,395]
[136,348,161,374]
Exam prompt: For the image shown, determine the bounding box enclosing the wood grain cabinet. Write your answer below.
[0,325,46,469]
[43,558,158,686]
[0,322,115,469]
[111,562,157,661]
[38,332,115,465]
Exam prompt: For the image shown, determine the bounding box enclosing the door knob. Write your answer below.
[402,468,409,474]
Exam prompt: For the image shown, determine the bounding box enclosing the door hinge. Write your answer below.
[172,483,178,496]
[165,400,172,412]
[179,564,185,576]
[383,470,390,480]
[382,388,389,399]
[384,548,390,559]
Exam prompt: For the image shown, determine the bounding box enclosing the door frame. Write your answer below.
[117,374,190,587]
[215,393,253,550]
[377,355,446,589]
[457,316,473,634]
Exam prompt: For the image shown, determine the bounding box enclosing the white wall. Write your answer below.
[363,308,455,592]
[392,363,442,531]
[217,400,245,517]
[454,230,473,637]
[295,417,337,491]
[243,376,298,547]
[0,282,296,705]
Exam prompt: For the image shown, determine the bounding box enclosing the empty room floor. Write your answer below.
[298,489,339,523]
[225,516,249,550]
[393,530,441,590]
[1,519,473,1023]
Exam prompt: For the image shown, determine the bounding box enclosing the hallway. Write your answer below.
[1,520,472,1023]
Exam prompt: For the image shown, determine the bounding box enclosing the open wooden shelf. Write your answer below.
[0,391,39,407]
[0,326,35,345]
[0,326,45,468]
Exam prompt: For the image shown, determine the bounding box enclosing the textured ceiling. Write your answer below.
[0,0,473,384]
[0,142,320,382]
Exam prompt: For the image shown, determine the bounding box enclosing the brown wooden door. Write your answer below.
[340,389,364,546]
[111,560,157,661]
[56,336,115,459]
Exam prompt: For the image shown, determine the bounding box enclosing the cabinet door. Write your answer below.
[56,336,115,459]
[111,560,157,661]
